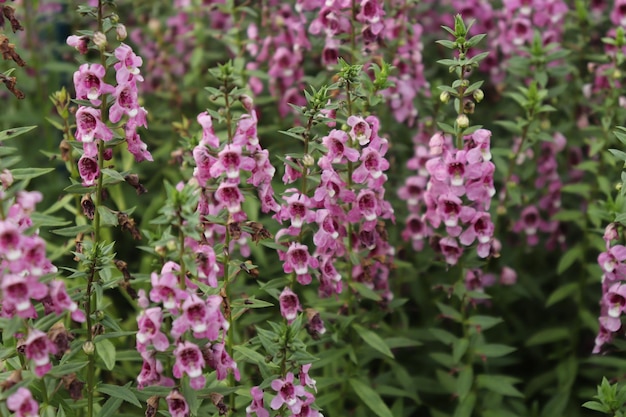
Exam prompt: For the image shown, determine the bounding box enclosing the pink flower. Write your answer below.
[44,280,86,322]
[215,182,245,214]
[197,112,220,148]
[109,82,140,123]
[347,115,372,146]
[299,364,317,392]
[149,265,187,310]
[136,307,170,352]
[270,373,307,414]
[210,144,256,180]
[78,155,100,186]
[7,387,39,417]
[73,63,114,106]
[439,237,462,266]
[276,189,315,229]
[137,351,174,389]
[2,274,48,319]
[173,341,206,389]
[113,43,144,84]
[204,341,240,381]
[75,106,113,143]
[24,329,57,377]
[318,130,359,169]
[166,390,190,417]
[246,386,269,417]
[279,287,302,323]
[352,147,389,184]
[283,243,318,285]
[171,294,227,340]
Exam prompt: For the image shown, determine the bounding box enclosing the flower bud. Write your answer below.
[116,24,127,41]
[83,341,95,355]
[613,69,622,80]
[473,88,484,103]
[439,91,450,103]
[93,32,107,49]
[302,153,315,166]
[456,114,469,129]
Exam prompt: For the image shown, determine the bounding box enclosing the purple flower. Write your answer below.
[204,341,240,381]
[78,155,100,187]
[283,243,318,285]
[7,387,39,417]
[171,294,227,340]
[24,329,57,377]
[73,63,114,106]
[136,307,169,352]
[75,106,113,143]
[270,372,307,414]
[279,287,302,323]
[246,386,269,417]
[173,341,206,389]
[166,390,190,417]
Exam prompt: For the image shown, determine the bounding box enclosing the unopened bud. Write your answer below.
[302,154,315,166]
[83,341,95,355]
[166,239,177,252]
[456,114,469,129]
[0,169,13,189]
[613,69,622,80]
[116,24,127,41]
[440,91,450,103]
[93,32,107,49]
[473,88,484,103]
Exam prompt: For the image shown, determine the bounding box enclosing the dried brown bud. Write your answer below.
[2,6,24,32]
[118,212,142,240]
[244,221,273,244]
[125,174,148,195]
[91,323,105,337]
[48,322,74,360]
[0,35,25,66]
[60,139,72,161]
[0,72,24,99]
[146,396,160,417]
[0,370,22,391]
[227,219,242,241]
[210,393,228,415]
[305,308,326,339]
[81,194,95,220]
[62,373,85,401]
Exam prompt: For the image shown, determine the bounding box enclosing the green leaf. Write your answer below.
[475,344,516,358]
[525,327,570,346]
[466,315,503,331]
[96,396,123,417]
[97,383,141,408]
[456,366,473,399]
[51,224,93,237]
[609,148,626,162]
[545,282,578,307]
[48,361,89,377]
[182,380,200,416]
[232,297,274,309]
[557,245,582,274]
[453,392,476,417]
[97,338,116,371]
[353,324,394,359]
[0,126,37,141]
[233,345,266,364]
[581,401,609,413]
[350,282,382,301]
[452,338,469,363]
[97,206,119,227]
[11,168,55,180]
[476,375,523,397]
[349,378,394,417]
[435,302,462,322]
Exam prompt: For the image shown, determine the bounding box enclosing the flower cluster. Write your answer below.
[70,40,151,186]
[275,114,394,312]
[247,365,320,417]
[403,129,496,266]
[136,262,239,395]
[594,224,626,352]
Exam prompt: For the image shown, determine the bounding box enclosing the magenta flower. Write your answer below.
[215,182,245,214]
[7,387,39,417]
[66,35,89,54]
[75,106,113,143]
[604,283,626,318]
[210,144,256,180]
[73,63,114,106]
[204,341,241,381]
[113,43,144,84]
[279,287,302,323]
[136,307,170,352]
[0,219,22,261]
[2,274,48,319]
[171,294,227,340]
[439,237,462,266]
[347,115,372,146]
[78,155,100,186]
[149,266,187,310]
[109,82,140,123]
[24,329,57,377]
[137,351,174,389]
[173,341,206,389]
[166,390,190,417]
[45,280,86,322]
[299,364,317,392]
[246,386,270,417]
[276,189,315,229]
[318,129,359,169]
[197,111,220,148]
[283,243,318,285]
[270,372,307,414]
[125,123,153,162]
